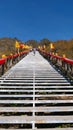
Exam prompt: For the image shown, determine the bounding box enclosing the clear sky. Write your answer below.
[0,0,73,42]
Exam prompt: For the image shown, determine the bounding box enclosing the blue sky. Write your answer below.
[0,0,73,42]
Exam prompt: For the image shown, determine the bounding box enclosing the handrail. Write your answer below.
[0,50,29,76]
[40,50,73,64]
[39,49,73,80]
[64,58,73,65]
[0,59,6,65]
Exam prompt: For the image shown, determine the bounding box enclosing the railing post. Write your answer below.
[1,64,5,75]
[39,49,73,81]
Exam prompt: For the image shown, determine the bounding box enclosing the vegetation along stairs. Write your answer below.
[0,50,73,130]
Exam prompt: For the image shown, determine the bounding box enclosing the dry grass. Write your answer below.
[0,37,21,58]
[54,39,73,59]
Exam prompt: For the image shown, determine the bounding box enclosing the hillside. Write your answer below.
[38,39,73,59]
[54,39,73,59]
[0,37,73,60]
[0,37,21,58]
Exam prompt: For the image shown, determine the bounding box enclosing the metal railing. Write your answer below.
[39,50,73,81]
[0,51,29,76]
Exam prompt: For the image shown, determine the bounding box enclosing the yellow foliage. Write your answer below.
[55,53,58,56]
[15,41,20,48]
[63,54,66,58]
[43,45,46,49]
[2,54,7,58]
[50,43,54,49]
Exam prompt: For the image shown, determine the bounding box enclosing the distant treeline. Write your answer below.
[0,37,73,59]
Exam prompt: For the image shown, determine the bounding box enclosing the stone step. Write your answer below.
[0,82,70,85]
[0,85,72,89]
[0,116,73,124]
[0,128,73,130]
[0,106,73,112]
[0,51,72,129]
[0,94,73,97]
[0,100,73,104]
[0,89,72,93]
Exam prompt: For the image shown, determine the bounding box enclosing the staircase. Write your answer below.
[0,51,73,129]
